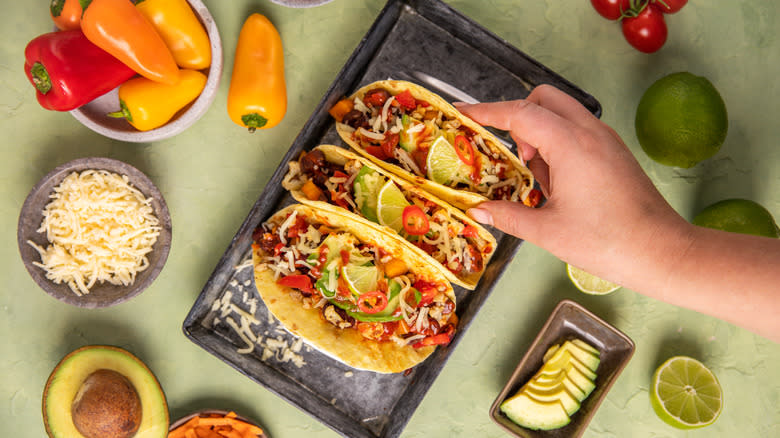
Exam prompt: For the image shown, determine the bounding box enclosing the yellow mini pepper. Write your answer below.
[227,13,287,132]
[107,69,207,131]
[136,0,212,70]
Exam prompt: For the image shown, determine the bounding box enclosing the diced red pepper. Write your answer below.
[381,132,400,159]
[273,242,285,256]
[365,145,390,161]
[364,88,390,107]
[413,280,439,306]
[462,225,479,239]
[395,89,417,110]
[277,275,314,294]
[523,188,543,208]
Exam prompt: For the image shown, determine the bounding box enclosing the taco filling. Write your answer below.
[252,209,457,349]
[283,148,493,281]
[330,85,539,205]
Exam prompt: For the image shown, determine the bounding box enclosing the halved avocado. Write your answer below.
[43,345,169,438]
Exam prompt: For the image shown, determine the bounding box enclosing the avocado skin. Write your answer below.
[42,345,169,438]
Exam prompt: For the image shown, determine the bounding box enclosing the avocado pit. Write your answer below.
[71,369,142,438]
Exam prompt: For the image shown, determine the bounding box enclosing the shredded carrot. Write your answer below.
[169,412,264,438]
[328,98,354,122]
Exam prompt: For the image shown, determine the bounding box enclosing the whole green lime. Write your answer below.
[636,72,728,168]
[692,199,779,238]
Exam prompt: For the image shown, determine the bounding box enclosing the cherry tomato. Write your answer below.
[622,4,667,53]
[461,225,479,239]
[402,205,430,236]
[276,275,314,294]
[413,280,439,306]
[453,135,476,166]
[590,0,631,20]
[357,291,388,314]
[653,0,687,13]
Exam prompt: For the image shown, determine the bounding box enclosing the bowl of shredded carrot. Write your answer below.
[169,410,267,438]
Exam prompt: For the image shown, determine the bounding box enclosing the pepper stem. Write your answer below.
[241,113,268,133]
[106,100,133,122]
[30,62,52,94]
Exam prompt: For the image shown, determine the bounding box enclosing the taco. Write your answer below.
[330,80,538,210]
[282,145,496,290]
[252,204,458,373]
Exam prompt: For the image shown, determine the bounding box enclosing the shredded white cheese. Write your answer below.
[27,170,161,296]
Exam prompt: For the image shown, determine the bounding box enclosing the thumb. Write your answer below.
[467,201,545,241]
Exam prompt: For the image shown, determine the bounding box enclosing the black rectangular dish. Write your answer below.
[182,1,601,437]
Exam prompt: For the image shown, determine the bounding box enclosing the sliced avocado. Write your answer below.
[521,386,581,416]
[399,115,419,152]
[43,345,168,438]
[526,372,588,402]
[555,341,601,372]
[352,166,383,222]
[542,347,599,380]
[500,392,571,431]
[537,363,596,398]
[571,339,600,356]
[315,269,337,298]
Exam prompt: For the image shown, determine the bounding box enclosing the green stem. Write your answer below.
[241,113,268,133]
[50,0,65,17]
[30,62,52,94]
[106,100,133,122]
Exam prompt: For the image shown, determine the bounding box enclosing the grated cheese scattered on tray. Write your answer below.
[27,170,161,296]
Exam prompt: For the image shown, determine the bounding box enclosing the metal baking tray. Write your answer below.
[182,1,601,437]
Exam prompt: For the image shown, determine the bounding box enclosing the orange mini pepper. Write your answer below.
[50,0,85,31]
[81,0,179,84]
[135,0,212,70]
[227,13,287,132]
[107,69,207,131]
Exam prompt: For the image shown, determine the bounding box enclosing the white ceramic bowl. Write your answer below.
[70,0,222,142]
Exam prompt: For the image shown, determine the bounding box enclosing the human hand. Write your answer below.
[458,85,690,285]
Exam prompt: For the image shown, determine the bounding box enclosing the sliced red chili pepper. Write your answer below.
[412,333,451,349]
[461,225,479,239]
[365,145,390,161]
[453,135,475,166]
[381,132,399,159]
[357,291,388,314]
[277,274,314,294]
[394,89,417,110]
[402,205,430,236]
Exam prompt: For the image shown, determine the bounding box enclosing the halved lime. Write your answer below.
[650,356,723,429]
[426,136,469,185]
[566,264,620,295]
[341,264,379,296]
[376,180,410,232]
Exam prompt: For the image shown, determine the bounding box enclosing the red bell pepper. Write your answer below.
[24,30,136,111]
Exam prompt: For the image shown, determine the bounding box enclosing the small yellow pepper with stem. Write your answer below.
[227,13,287,132]
[107,69,207,131]
[135,0,212,70]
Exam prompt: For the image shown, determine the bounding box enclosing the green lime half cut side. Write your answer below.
[650,356,723,429]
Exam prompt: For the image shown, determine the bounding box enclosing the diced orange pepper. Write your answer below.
[301,180,324,201]
[383,258,407,277]
[328,98,354,122]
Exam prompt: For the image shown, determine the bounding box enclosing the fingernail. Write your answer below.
[467,208,493,225]
[452,101,467,107]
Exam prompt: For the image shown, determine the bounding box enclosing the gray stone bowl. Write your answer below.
[17,157,172,308]
[70,0,222,143]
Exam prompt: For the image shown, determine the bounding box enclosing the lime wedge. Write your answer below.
[566,264,620,295]
[376,180,410,232]
[426,136,469,185]
[650,356,723,429]
[341,264,379,296]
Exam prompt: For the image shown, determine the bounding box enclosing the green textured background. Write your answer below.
[2,1,779,437]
